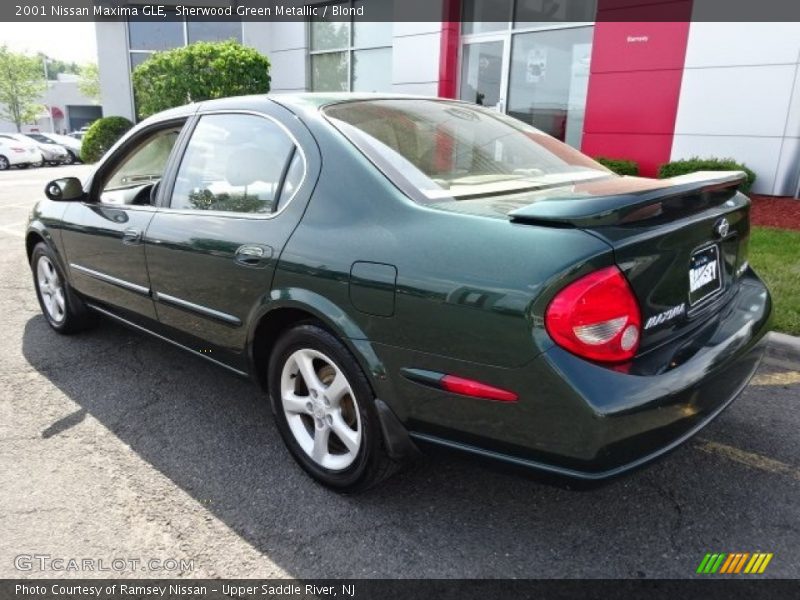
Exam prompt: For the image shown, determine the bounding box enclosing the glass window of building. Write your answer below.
[459,1,596,148]
[514,0,597,28]
[128,18,184,52]
[128,19,243,73]
[187,20,243,44]
[309,1,393,92]
[462,0,513,35]
[507,26,592,148]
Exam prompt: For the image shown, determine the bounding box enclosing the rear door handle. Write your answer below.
[235,244,273,267]
[122,227,142,245]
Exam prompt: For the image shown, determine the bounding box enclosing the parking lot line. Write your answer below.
[751,370,800,386]
[695,439,800,482]
[0,223,25,237]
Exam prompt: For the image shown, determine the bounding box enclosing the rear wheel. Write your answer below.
[31,243,93,334]
[269,324,397,492]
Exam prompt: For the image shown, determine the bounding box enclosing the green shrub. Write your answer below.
[594,157,639,176]
[132,40,271,120]
[80,116,133,163]
[657,157,756,193]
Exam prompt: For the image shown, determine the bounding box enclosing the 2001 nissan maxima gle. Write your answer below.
[26,95,771,491]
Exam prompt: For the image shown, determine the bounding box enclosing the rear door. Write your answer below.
[144,105,319,368]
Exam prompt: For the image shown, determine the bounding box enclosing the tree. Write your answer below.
[81,116,133,163]
[0,46,46,132]
[132,40,271,120]
[78,63,100,103]
[38,53,81,80]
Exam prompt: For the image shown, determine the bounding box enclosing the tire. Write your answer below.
[63,151,76,165]
[0,155,8,170]
[269,323,397,492]
[31,242,93,334]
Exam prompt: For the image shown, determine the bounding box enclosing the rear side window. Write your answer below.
[170,113,300,214]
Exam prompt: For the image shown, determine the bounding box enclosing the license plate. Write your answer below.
[689,244,722,305]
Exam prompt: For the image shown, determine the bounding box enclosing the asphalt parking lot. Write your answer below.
[0,165,798,579]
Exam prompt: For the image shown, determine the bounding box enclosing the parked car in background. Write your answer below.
[0,134,43,169]
[68,124,93,142]
[25,94,772,491]
[21,134,68,166]
[25,132,82,165]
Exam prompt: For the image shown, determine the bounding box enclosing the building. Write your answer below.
[95,1,800,196]
[0,73,102,134]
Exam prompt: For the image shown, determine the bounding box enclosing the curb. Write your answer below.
[766,331,800,364]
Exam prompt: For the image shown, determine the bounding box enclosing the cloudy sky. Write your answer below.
[0,22,97,64]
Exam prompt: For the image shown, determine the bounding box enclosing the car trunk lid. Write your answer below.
[508,171,750,351]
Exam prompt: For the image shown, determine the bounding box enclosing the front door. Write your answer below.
[61,120,187,322]
[459,36,510,112]
[144,106,318,369]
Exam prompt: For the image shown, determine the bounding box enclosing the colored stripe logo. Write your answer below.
[696,553,773,574]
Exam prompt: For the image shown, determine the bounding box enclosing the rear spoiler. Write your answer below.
[508,171,746,228]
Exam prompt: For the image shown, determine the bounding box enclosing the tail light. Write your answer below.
[545,266,641,363]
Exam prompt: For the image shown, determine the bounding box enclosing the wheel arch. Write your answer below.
[246,289,386,395]
[25,229,45,263]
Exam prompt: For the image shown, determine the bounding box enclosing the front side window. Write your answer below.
[324,99,609,203]
[100,127,182,204]
[170,114,299,214]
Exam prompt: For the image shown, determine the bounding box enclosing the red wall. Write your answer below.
[438,0,461,99]
[581,1,693,176]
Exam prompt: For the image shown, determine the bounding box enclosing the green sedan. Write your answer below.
[26,94,771,491]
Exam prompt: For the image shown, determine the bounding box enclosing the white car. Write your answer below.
[0,135,43,170]
[3,133,66,166]
[25,132,82,165]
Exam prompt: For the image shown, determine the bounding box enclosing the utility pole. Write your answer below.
[42,56,55,133]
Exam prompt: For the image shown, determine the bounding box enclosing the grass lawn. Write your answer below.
[749,227,800,336]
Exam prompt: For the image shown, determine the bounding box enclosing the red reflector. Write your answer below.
[440,375,518,402]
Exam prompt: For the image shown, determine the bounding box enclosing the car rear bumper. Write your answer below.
[392,272,771,480]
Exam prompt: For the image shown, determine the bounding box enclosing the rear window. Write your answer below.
[323,99,612,203]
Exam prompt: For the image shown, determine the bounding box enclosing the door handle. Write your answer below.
[122,227,142,245]
[235,244,273,267]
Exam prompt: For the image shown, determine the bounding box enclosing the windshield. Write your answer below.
[26,134,49,143]
[323,99,613,202]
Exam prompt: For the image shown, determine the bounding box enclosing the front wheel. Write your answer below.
[63,151,76,165]
[31,243,93,334]
[0,155,9,170]
[269,324,397,492]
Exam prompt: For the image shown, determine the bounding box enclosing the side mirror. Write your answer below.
[45,177,84,202]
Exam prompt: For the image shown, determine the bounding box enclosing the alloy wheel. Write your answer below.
[280,348,362,470]
[0,156,8,170]
[36,256,66,323]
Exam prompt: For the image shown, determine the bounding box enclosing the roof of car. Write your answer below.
[143,93,459,126]
[269,92,434,110]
